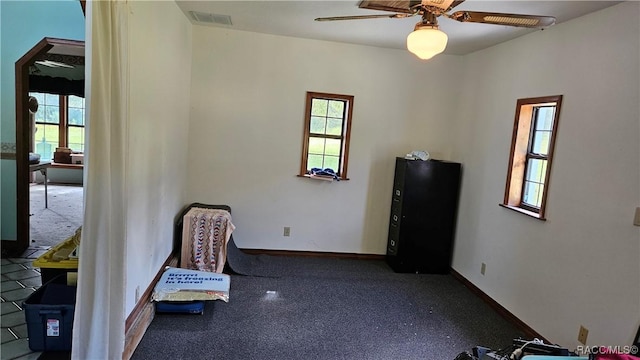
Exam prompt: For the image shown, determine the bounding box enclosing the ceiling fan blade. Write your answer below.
[421,0,459,11]
[315,13,412,22]
[450,11,556,28]
[358,0,418,14]
[447,0,465,12]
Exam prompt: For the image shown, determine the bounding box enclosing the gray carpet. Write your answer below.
[132,245,522,360]
[29,184,83,247]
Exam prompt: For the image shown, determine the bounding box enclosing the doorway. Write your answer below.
[3,37,85,255]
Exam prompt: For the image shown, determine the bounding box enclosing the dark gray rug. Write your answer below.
[132,247,521,360]
[225,237,388,278]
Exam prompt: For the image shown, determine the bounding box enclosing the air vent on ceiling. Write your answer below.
[189,11,232,26]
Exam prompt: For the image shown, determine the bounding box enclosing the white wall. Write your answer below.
[186,27,462,254]
[452,2,640,348]
[124,1,192,315]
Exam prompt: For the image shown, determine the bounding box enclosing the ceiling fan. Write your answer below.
[315,0,556,60]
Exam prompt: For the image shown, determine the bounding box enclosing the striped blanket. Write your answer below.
[180,208,235,273]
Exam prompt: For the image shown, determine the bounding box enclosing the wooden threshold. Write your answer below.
[123,253,178,360]
[450,268,549,343]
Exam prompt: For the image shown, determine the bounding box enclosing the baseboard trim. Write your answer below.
[123,253,178,360]
[449,268,549,343]
[240,248,385,261]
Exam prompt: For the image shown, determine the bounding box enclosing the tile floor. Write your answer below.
[1,246,51,360]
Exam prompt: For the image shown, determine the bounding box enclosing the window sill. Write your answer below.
[297,174,349,182]
[499,204,546,221]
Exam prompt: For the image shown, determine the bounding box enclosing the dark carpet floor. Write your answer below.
[131,241,522,360]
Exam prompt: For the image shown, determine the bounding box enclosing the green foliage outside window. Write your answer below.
[29,92,85,157]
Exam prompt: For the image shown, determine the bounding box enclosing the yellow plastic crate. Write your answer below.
[33,228,80,283]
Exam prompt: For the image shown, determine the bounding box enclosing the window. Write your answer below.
[29,92,85,161]
[502,95,562,219]
[299,92,354,180]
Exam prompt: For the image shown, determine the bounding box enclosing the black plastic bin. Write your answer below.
[23,274,76,351]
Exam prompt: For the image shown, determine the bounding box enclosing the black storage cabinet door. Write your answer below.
[386,157,461,274]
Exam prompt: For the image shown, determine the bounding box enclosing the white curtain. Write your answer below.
[72,1,129,359]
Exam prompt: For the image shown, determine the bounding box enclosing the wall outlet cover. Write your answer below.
[578,325,589,345]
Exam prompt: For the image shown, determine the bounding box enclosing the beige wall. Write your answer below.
[186,26,463,255]
[124,1,192,315]
[452,2,639,348]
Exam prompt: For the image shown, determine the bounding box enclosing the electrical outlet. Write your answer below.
[578,325,589,345]
[135,286,140,303]
[481,263,486,275]
[284,227,291,237]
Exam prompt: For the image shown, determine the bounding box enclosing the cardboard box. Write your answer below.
[53,152,71,164]
[70,154,84,165]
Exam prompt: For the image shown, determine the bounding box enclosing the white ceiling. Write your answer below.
[175,1,621,55]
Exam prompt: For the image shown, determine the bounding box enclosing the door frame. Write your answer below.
[2,37,85,256]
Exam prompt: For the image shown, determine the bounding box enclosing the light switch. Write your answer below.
[634,207,640,226]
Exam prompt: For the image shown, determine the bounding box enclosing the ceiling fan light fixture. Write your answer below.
[406,24,448,60]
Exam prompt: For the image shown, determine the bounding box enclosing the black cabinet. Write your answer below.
[386,157,461,274]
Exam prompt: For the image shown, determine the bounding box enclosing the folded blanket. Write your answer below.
[180,208,235,273]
